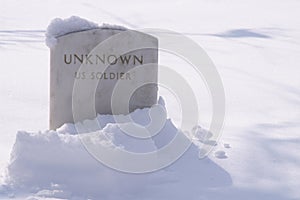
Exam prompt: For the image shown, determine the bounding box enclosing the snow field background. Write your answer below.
[0,0,300,199]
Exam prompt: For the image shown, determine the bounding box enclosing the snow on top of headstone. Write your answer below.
[101,23,128,30]
[45,16,127,48]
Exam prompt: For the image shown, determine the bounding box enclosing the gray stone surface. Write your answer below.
[50,28,158,130]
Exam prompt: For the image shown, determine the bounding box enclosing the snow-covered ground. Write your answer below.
[0,0,300,199]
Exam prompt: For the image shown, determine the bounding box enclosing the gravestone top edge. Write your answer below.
[54,28,159,49]
[55,27,129,39]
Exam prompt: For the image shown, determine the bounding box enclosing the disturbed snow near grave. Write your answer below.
[0,99,223,200]
[45,16,127,48]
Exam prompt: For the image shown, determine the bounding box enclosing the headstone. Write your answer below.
[50,28,158,130]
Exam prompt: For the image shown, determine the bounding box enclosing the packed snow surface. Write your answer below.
[1,103,222,200]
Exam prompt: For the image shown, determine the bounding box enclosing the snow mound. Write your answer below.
[1,98,226,199]
[0,106,178,198]
[6,125,160,199]
[45,16,127,48]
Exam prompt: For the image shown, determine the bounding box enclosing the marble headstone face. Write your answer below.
[50,28,158,130]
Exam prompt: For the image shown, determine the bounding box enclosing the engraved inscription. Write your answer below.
[64,54,143,65]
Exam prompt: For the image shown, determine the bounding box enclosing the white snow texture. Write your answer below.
[3,103,214,200]
[1,1,300,199]
[45,16,127,48]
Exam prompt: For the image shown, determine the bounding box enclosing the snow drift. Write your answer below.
[1,99,228,199]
